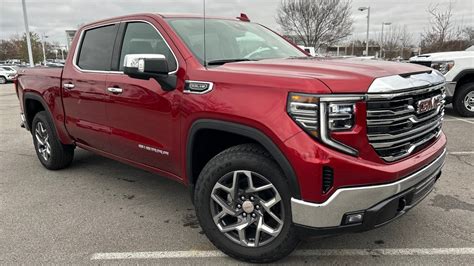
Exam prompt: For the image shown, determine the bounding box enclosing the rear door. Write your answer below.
[62,24,119,151]
[104,20,182,175]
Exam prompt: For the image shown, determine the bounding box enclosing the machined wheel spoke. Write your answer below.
[260,223,280,237]
[219,218,251,233]
[35,133,44,145]
[262,193,281,209]
[254,216,264,246]
[211,193,236,216]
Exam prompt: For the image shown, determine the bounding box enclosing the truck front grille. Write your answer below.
[366,84,445,162]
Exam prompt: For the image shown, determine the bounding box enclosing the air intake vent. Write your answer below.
[322,166,334,193]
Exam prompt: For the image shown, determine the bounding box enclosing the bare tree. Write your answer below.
[276,0,353,49]
[421,1,465,52]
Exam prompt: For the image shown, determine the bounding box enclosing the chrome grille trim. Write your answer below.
[366,74,446,162]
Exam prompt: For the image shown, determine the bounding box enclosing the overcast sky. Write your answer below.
[1,0,473,46]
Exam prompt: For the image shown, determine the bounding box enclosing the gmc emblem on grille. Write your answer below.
[416,96,442,114]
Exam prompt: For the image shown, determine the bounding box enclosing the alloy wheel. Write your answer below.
[210,170,284,247]
[35,121,51,161]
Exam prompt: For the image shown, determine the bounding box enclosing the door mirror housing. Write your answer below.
[123,54,176,91]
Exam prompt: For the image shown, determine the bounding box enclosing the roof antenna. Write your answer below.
[203,0,207,67]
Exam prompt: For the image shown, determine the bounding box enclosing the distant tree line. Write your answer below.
[276,0,473,58]
[0,32,67,63]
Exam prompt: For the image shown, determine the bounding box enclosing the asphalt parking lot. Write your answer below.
[0,83,473,264]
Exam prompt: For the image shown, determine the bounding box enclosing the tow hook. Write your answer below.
[397,197,407,212]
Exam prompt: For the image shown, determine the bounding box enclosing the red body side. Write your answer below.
[16,14,447,203]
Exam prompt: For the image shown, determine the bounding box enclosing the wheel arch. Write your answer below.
[23,92,50,131]
[186,119,301,201]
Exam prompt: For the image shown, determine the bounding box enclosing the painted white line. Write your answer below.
[453,117,474,124]
[91,248,474,260]
[447,151,474,155]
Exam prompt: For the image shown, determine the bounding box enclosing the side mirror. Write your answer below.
[123,54,169,78]
[123,54,176,91]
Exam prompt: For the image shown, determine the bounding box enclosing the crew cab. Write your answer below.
[15,13,447,262]
[410,50,474,116]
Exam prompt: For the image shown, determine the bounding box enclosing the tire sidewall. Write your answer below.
[194,147,298,261]
[32,111,60,168]
[0,76,6,84]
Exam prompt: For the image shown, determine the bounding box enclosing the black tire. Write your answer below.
[0,76,6,84]
[32,111,74,170]
[453,82,474,117]
[194,144,299,263]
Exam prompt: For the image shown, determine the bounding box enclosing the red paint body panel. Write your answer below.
[15,13,446,204]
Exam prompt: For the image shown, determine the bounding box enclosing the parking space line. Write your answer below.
[448,151,474,155]
[90,248,474,260]
[451,117,474,124]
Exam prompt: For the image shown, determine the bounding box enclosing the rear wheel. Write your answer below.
[453,82,474,117]
[0,76,6,84]
[32,111,74,169]
[194,144,299,263]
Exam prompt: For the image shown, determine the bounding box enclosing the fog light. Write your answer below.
[345,213,364,224]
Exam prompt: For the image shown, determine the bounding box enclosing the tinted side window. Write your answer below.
[119,22,177,71]
[77,25,117,71]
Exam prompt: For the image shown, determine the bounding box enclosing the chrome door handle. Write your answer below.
[63,83,75,89]
[107,87,123,94]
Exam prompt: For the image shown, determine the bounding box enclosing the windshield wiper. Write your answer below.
[206,58,254,66]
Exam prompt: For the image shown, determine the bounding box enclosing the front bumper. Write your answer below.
[291,148,446,231]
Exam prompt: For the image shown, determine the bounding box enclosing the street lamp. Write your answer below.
[358,6,370,56]
[41,33,48,65]
[21,0,34,67]
[380,22,392,59]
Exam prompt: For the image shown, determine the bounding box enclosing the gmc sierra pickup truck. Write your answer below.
[15,13,447,262]
[410,50,474,117]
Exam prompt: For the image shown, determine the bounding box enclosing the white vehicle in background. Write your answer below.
[0,66,17,84]
[298,45,316,56]
[410,50,474,117]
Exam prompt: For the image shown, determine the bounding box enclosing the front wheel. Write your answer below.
[0,76,7,84]
[453,82,474,117]
[194,144,299,263]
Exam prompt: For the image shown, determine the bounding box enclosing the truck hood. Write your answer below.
[410,51,474,62]
[216,58,431,93]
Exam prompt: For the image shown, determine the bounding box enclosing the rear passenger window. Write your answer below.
[119,22,177,72]
[77,25,118,71]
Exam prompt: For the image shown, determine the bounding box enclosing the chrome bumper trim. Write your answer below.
[291,149,446,228]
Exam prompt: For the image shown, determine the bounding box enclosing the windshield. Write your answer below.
[166,18,306,65]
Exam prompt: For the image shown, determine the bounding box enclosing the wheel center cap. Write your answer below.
[242,200,254,213]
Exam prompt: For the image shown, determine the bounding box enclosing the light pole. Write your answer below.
[358,6,370,56]
[41,33,48,65]
[380,22,391,59]
[21,0,34,67]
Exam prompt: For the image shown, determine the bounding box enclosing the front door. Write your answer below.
[105,21,181,175]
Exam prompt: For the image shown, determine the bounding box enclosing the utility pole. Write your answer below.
[21,0,34,67]
[380,22,391,59]
[358,6,370,56]
[41,34,48,65]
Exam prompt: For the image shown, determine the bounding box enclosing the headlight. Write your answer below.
[431,61,454,75]
[288,93,364,156]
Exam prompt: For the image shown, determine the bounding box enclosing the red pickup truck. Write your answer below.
[15,13,447,262]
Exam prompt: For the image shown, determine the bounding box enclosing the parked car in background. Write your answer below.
[410,50,474,117]
[0,66,17,84]
[15,13,447,262]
